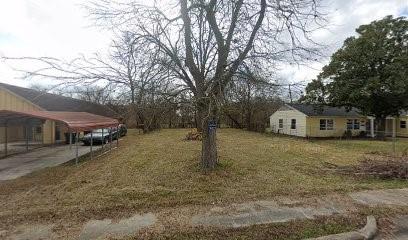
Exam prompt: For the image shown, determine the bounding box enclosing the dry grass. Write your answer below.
[0,128,407,229]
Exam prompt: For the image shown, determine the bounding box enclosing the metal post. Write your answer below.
[69,131,72,149]
[392,118,397,155]
[41,125,44,146]
[25,124,29,152]
[109,127,112,150]
[4,121,8,157]
[101,128,104,149]
[117,124,119,148]
[370,118,375,138]
[41,124,44,145]
[75,132,79,165]
[90,131,93,160]
[392,118,396,138]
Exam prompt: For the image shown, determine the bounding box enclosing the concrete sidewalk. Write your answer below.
[4,188,408,240]
[0,144,101,181]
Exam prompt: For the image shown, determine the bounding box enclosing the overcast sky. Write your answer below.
[0,0,407,88]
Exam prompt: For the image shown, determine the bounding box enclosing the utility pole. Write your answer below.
[288,84,293,104]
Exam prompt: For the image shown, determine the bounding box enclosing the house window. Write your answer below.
[278,119,283,129]
[320,119,334,130]
[291,119,296,129]
[401,121,407,129]
[320,119,326,130]
[327,119,334,130]
[347,119,360,130]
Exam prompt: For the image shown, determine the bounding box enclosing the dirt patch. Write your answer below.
[325,155,408,180]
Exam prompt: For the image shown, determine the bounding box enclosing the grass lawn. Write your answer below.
[1,128,407,236]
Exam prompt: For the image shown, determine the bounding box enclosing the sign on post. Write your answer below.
[208,120,217,131]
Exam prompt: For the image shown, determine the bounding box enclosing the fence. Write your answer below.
[0,123,45,158]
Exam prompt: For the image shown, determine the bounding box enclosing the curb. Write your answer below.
[306,216,377,240]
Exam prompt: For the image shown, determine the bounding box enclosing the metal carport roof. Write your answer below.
[0,110,119,131]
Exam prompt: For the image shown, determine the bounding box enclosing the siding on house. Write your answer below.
[306,117,367,137]
[0,88,40,111]
[271,104,408,138]
[0,126,24,143]
[270,106,307,137]
[0,88,56,144]
[270,104,368,138]
[396,116,408,137]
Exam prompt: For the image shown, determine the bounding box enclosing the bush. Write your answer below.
[358,131,367,138]
[343,130,353,139]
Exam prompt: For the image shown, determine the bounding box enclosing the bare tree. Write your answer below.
[4,0,326,171]
[73,85,115,105]
[4,31,176,133]
[85,0,326,170]
[223,62,282,130]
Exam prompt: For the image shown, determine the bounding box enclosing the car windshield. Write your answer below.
[92,128,110,134]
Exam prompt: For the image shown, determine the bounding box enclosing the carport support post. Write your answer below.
[116,124,119,148]
[101,128,104,149]
[90,131,93,160]
[69,131,72,150]
[75,132,79,165]
[109,127,112,150]
[25,124,29,152]
[4,121,8,157]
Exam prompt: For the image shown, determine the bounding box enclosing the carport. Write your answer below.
[0,110,119,164]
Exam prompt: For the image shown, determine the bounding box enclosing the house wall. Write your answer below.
[0,126,24,142]
[42,120,55,144]
[0,88,55,144]
[396,116,408,137]
[306,117,367,137]
[270,107,307,137]
[0,88,40,111]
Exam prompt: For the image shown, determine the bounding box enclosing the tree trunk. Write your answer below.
[245,108,251,130]
[196,108,204,132]
[137,108,148,134]
[197,103,218,171]
[225,112,242,128]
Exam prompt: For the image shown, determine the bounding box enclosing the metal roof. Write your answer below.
[288,104,362,117]
[0,83,117,118]
[0,110,119,131]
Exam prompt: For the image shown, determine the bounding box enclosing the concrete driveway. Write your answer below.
[0,144,102,181]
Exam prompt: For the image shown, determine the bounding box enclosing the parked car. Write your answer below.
[118,124,127,137]
[82,128,118,145]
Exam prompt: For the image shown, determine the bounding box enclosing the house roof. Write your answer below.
[288,104,362,117]
[0,110,119,131]
[400,110,408,116]
[0,83,116,118]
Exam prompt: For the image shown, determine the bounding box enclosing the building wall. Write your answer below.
[42,120,55,144]
[0,126,24,143]
[0,88,56,144]
[0,88,40,111]
[396,116,408,137]
[306,117,367,137]
[270,108,307,137]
